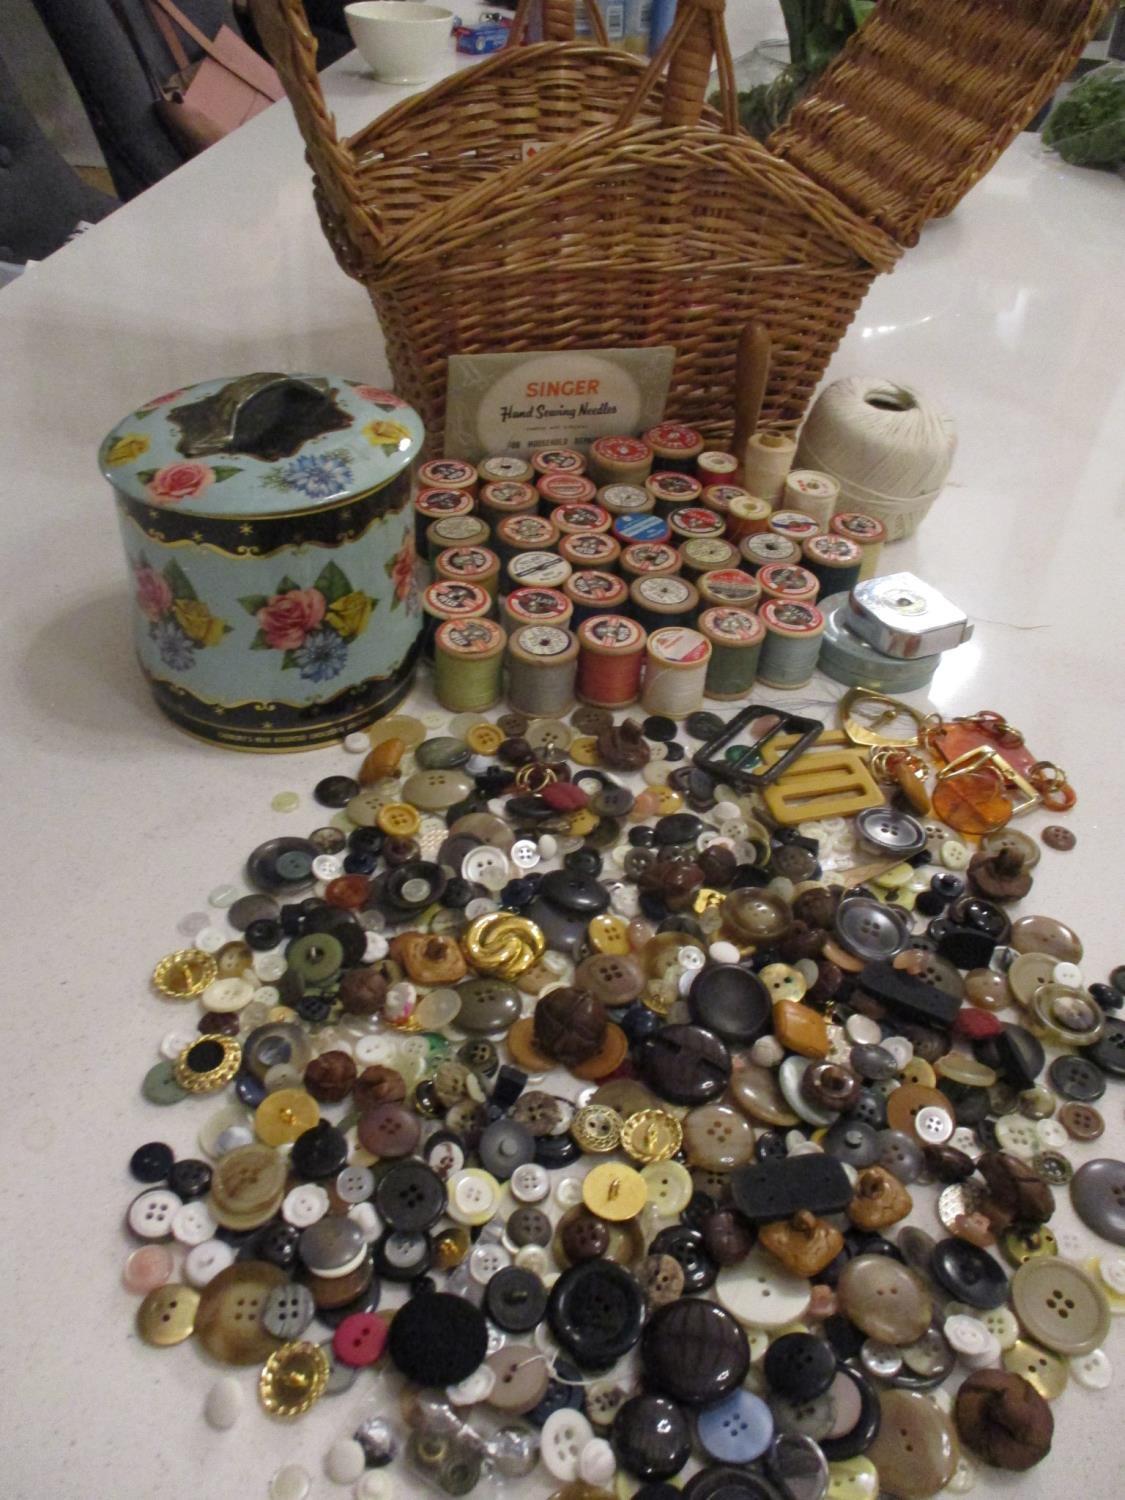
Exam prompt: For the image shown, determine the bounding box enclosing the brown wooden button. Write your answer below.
[885,1082,956,1142]
[836,1254,933,1345]
[868,1388,958,1497]
[1058,1101,1104,1140]
[506,1016,554,1071]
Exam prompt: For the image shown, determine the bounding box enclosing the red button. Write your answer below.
[333,1312,388,1367]
[953,1008,1003,1040]
[541,781,588,811]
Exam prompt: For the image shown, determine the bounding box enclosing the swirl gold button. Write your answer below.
[461,914,545,979]
[621,1108,683,1163]
[152,949,217,999]
[259,1341,330,1417]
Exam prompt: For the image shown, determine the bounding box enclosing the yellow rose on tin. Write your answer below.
[326,590,373,640]
[173,598,228,648]
[362,420,412,449]
[106,433,151,466]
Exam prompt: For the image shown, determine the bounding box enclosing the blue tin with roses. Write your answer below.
[99,372,424,751]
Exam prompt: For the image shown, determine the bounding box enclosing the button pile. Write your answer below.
[124,703,1124,1500]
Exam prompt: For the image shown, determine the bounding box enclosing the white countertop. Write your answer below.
[2,11,1124,1500]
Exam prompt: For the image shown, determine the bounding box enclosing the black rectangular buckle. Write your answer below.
[692,704,824,790]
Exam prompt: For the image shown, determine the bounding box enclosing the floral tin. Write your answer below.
[100,373,424,751]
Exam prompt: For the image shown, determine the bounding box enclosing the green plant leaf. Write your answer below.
[281,649,299,670]
[162,559,197,601]
[277,576,301,595]
[314,561,352,605]
[250,630,271,650]
[239,594,270,615]
[211,465,242,483]
[849,0,876,25]
[135,469,157,485]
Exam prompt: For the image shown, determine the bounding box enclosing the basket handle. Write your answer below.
[617,0,736,132]
[507,0,610,48]
[250,0,383,250]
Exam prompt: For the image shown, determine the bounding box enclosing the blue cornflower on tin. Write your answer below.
[277,450,354,500]
[152,618,196,671]
[295,627,347,682]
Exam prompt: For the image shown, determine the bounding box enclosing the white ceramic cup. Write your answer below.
[345,2,454,84]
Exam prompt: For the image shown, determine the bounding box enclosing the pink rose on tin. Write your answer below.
[146,460,215,504]
[134,565,173,622]
[354,385,403,406]
[256,588,327,650]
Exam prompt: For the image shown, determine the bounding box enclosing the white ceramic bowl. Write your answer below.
[345,2,454,85]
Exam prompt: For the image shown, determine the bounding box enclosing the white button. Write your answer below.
[448,1169,500,1225]
[336,1166,375,1204]
[252,985,279,1007]
[172,1200,217,1246]
[383,1231,428,1271]
[511,839,540,870]
[515,1245,550,1276]
[1035,1118,1068,1150]
[464,897,498,920]
[1053,961,1083,988]
[127,1188,181,1240]
[716,1247,811,1329]
[253,951,288,982]
[950,1128,981,1158]
[344,731,370,753]
[322,1439,366,1487]
[269,1465,311,1500]
[354,1034,397,1067]
[541,1408,594,1481]
[678,946,705,972]
[282,1184,329,1227]
[364,931,389,962]
[708,940,741,965]
[914,1105,953,1144]
[462,847,510,891]
[577,1437,616,1487]
[201,976,256,1013]
[946,1456,977,1494]
[640,1160,693,1217]
[511,1163,549,1203]
[940,839,971,869]
[347,1203,381,1243]
[845,1014,882,1045]
[194,925,226,953]
[994,1115,1039,1158]
[554,1175,585,1208]
[204,1375,243,1431]
[448,1364,496,1405]
[160,1028,197,1061]
[978,1305,1019,1350]
[538,834,559,860]
[185,1238,235,1287]
[469,1242,511,1283]
[880,1035,913,1069]
[944,1314,999,1368]
[750,1035,784,1067]
[1070,1347,1113,1390]
[1097,1255,1125,1296]
[354,1475,391,1500]
[312,854,344,881]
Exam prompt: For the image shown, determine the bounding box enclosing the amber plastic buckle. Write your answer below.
[692,704,823,790]
[939,745,1040,817]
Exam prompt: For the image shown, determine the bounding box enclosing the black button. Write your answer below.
[129,1141,173,1183]
[973,1023,1045,1088]
[535,1131,582,1169]
[654,812,704,846]
[374,1161,446,1232]
[641,1299,749,1405]
[253,1222,301,1270]
[563,847,603,876]
[387,1291,489,1385]
[685,711,726,740]
[168,1157,212,1200]
[1087,1016,1125,1077]
[244,917,282,950]
[539,868,610,915]
[683,1468,786,1500]
[548,1261,646,1370]
[643,715,678,741]
[1089,982,1122,1012]
[763,1331,837,1400]
[379,861,447,916]
[485,1265,548,1332]
[1048,1054,1106,1101]
[649,1225,718,1293]
[688,965,771,1045]
[613,1393,692,1481]
[507,1207,552,1248]
[291,1121,349,1180]
[929,1236,1009,1309]
[637,1023,731,1105]
[527,1356,586,1427]
[819,1364,880,1461]
[314,775,360,807]
[0,147,12,169]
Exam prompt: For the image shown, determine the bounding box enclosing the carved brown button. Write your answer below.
[954,1369,1053,1470]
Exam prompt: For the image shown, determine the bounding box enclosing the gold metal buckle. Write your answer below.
[937,745,1040,816]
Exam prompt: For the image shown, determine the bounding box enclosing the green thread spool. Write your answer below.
[433,618,505,711]
[757,600,826,689]
[802,533,863,598]
[699,607,765,700]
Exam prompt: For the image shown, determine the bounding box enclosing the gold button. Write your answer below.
[152,949,216,999]
[433,1226,471,1269]
[467,723,503,754]
[621,1108,683,1163]
[376,802,421,836]
[1000,1224,1058,1266]
[259,1340,330,1417]
[255,1088,320,1146]
[566,808,599,838]
[196,1262,287,1365]
[173,1035,241,1093]
[652,787,683,814]
[571,1104,623,1153]
[462,913,545,978]
[588,914,630,955]
[1002,1339,1069,1399]
[582,1162,647,1221]
[136,1283,200,1346]
[901,1057,937,1089]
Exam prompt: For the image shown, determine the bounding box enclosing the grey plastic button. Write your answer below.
[479,1119,536,1181]
[834,897,911,962]
[855,806,927,857]
[299,1216,367,1276]
[261,1282,315,1339]
[1071,1158,1125,1245]
[877,1129,924,1184]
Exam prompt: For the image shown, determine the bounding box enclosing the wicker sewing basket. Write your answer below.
[252,0,1106,452]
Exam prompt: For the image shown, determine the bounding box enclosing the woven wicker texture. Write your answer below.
[251,0,1108,452]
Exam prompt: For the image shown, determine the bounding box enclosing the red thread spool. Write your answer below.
[576,615,647,708]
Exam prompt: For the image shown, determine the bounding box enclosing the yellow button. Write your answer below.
[152,949,216,999]
[759,963,807,1002]
[195,1261,287,1365]
[569,735,601,766]
[588,914,630,955]
[827,1457,879,1500]
[376,802,421,836]
[640,1159,693,1216]
[571,1104,623,1153]
[565,808,598,837]
[583,1163,648,1222]
[467,723,504,755]
[651,787,683,813]
[255,1088,319,1146]
[1002,1338,1068,1399]
[137,1283,200,1346]
[259,1340,330,1417]
[873,863,915,890]
[367,714,426,748]
[902,1057,937,1089]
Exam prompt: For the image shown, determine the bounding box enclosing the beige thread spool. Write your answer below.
[435,545,500,600]
[480,481,538,530]
[830,512,887,581]
[433,618,505,710]
[743,431,796,504]
[641,627,712,718]
[415,487,474,555]
[588,436,653,487]
[422,579,492,659]
[554,503,611,540]
[478,454,534,486]
[506,624,579,716]
[426,513,490,561]
[532,447,586,478]
[668,507,726,545]
[679,537,740,581]
[564,569,628,625]
[502,587,573,635]
[538,472,597,511]
[783,471,840,531]
[506,550,572,594]
[418,458,478,494]
[559,532,621,573]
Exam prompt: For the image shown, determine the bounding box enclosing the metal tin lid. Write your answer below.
[100,373,422,517]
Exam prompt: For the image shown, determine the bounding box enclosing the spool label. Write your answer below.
[702,607,764,643]
[637,576,692,607]
[614,514,668,543]
[440,619,502,653]
[649,627,709,664]
[683,540,733,567]
[425,581,489,615]
[508,588,568,621]
[420,460,476,487]
[646,424,702,453]
[759,564,816,596]
[556,505,606,531]
[432,516,485,543]
[582,615,643,650]
[570,571,621,600]
[500,516,555,544]
[534,448,584,472]
[670,508,724,537]
[540,474,595,503]
[648,473,701,500]
[806,534,861,564]
[730,494,772,521]
[623,543,677,572]
[484,481,535,507]
[699,452,739,474]
[515,625,572,657]
[480,456,530,480]
[789,473,836,498]
[592,437,650,463]
[441,547,494,577]
[509,552,570,586]
[702,484,747,510]
[564,534,616,560]
[769,510,821,538]
[762,601,823,634]
[701,569,760,604]
[601,484,649,512]
[832,512,886,542]
[416,488,471,516]
[745,534,800,563]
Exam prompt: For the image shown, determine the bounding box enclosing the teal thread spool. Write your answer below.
[756,601,826,690]
[699,608,765,701]
[802,533,863,599]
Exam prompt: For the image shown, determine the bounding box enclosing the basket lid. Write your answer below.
[100,373,422,518]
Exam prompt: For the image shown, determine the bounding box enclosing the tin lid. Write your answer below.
[435,618,505,658]
[599,483,651,514]
[417,487,474,519]
[509,624,578,665]
[644,423,703,454]
[101,374,423,517]
[768,510,820,540]
[436,546,499,581]
[831,511,888,545]
[577,614,645,654]
[760,600,825,637]
[758,563,819,598]
[632,575,697,611]
[496,514,558,547]
[590,436,652,464]
[669,507,724,538]
[560,532,620,565]
[423,580,491,620]
[647,626,711,666]
[506,587,571,624]
[699,607,765,647]
[803,534,863,567]
[698,569,761,606]
[702,484,750,513]
[565,570,628,606]
[646,472,702,503]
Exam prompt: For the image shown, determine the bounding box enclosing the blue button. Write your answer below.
[696,1388,774,1464]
